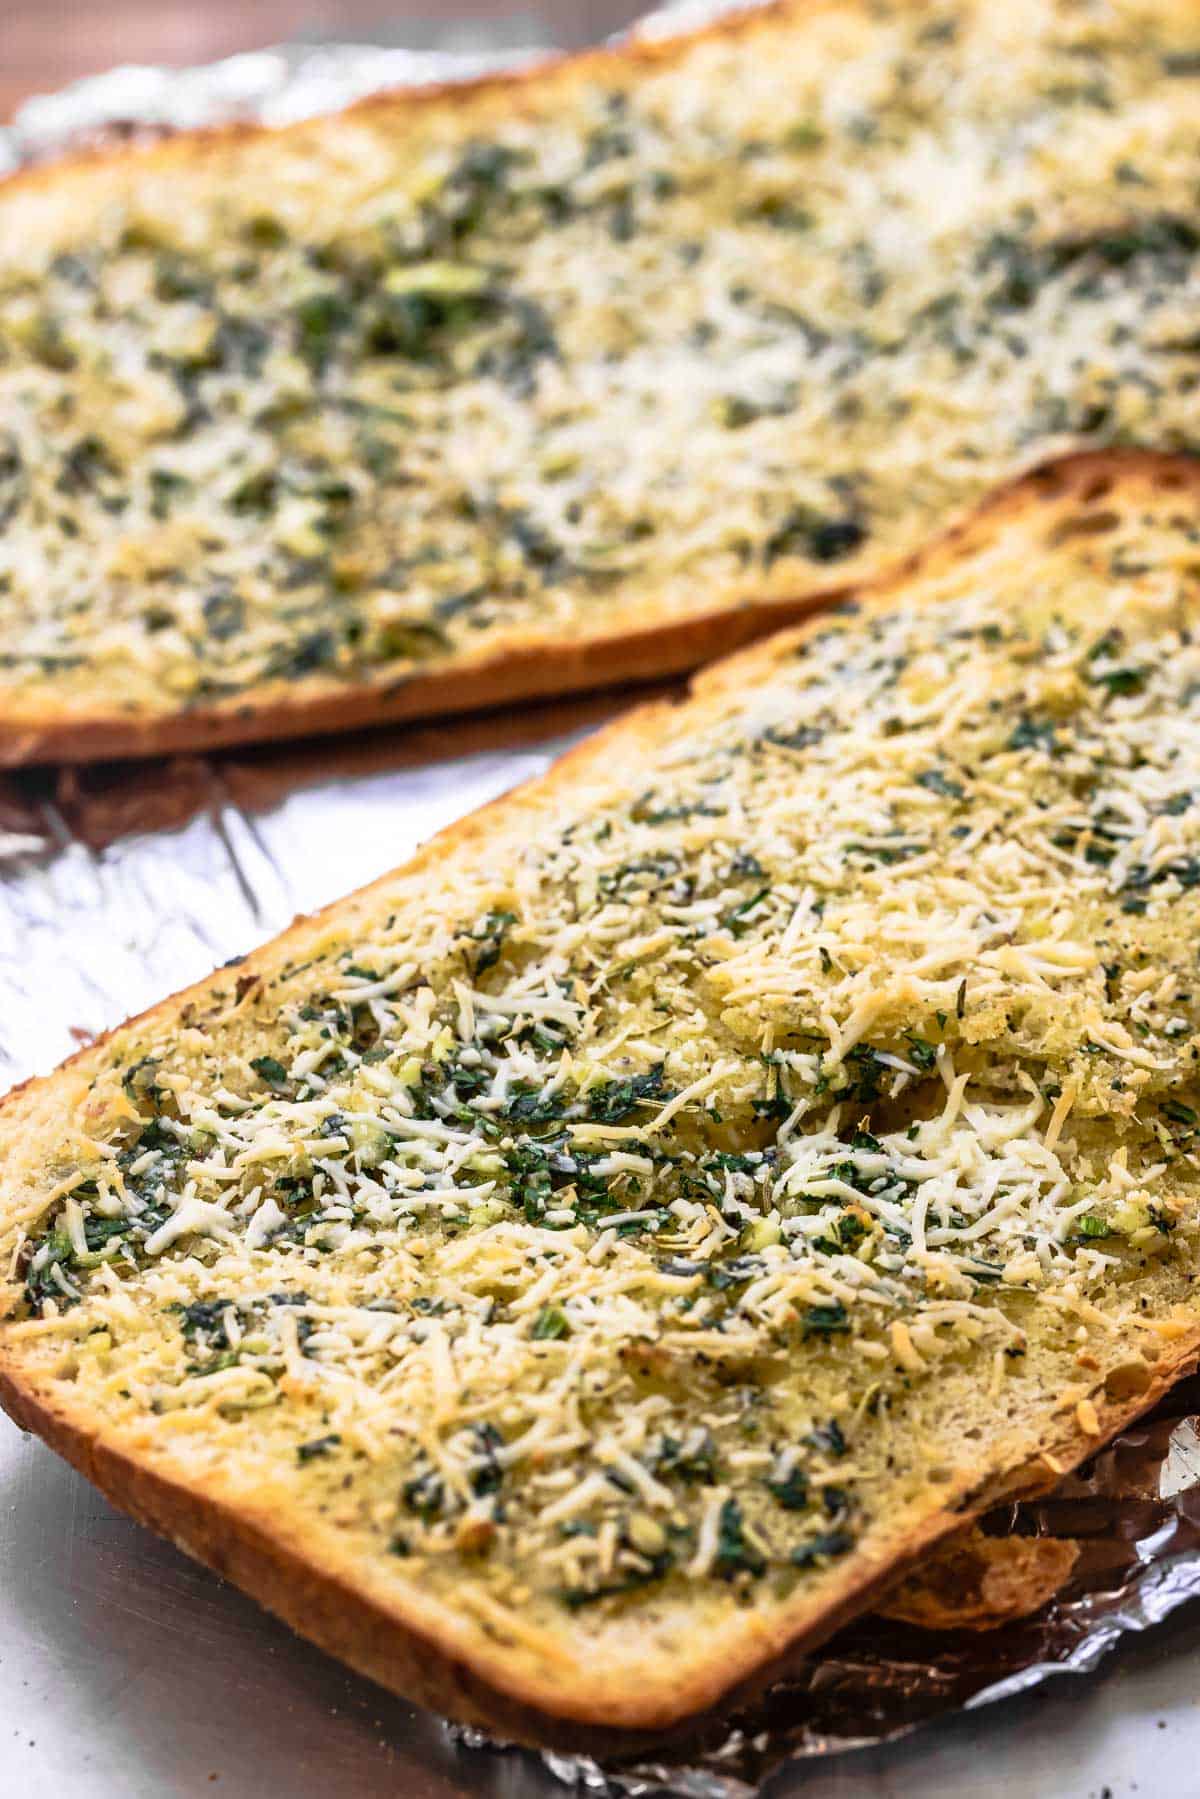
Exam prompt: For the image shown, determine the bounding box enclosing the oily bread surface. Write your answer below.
[3,0,1200,761]
[2,454,1200,1748]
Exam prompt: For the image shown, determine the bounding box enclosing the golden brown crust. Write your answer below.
[0,579,841,768]
[1,1295,1193,1749]
[3,448,1200,1744]
[0,0,803,210]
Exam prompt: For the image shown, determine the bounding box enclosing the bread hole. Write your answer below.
[1105,1360,1153,1400]
[1047,508,1121,545]
[1080,475,1113,504]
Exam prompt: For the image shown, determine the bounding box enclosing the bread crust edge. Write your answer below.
[1,1321,1193,1749]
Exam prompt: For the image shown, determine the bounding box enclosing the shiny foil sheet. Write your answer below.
[2,20,1200,1794]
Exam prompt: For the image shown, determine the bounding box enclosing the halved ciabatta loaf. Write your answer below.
[2,0,1200,761]
[2,451,1200,1748]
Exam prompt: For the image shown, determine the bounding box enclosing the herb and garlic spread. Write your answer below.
[3,457,1200,1649]
[2,0,1200,739]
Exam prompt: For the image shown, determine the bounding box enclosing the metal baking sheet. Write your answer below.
[3,16,1200,1797]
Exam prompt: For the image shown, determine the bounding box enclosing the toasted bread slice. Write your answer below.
[3,451,1200,1751]
[2,0,1200,763]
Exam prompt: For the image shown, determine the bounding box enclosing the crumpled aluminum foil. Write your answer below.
[2,14,1200,1794]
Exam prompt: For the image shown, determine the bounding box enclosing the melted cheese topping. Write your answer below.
[1,0,1200,724]
[4,461,1200,1625]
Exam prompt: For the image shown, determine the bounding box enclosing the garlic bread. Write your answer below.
[3,0,1200,760]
